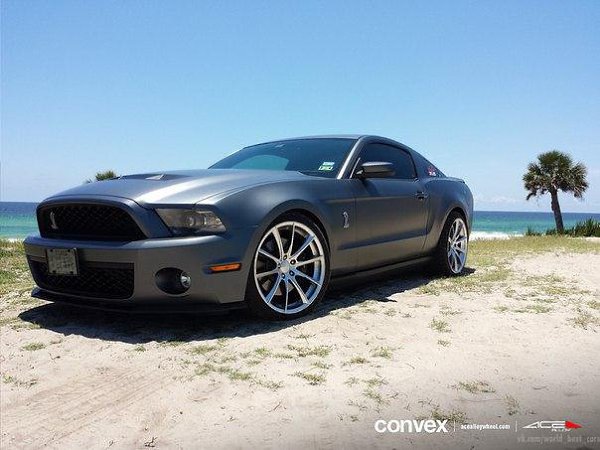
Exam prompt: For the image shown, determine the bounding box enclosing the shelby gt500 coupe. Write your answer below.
[24,135,473,319]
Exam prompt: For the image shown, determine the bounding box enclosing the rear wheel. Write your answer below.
[432,212,469,276]
[245,213,330,319]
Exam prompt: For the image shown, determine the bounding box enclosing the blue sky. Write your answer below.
[1,0,599,212]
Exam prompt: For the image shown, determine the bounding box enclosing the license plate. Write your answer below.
[46,248,79,276]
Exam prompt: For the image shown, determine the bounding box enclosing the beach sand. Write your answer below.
[1,237,599,449]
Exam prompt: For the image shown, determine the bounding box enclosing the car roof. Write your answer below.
[252,135,399,146]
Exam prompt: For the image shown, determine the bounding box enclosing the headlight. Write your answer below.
[156,209,226,236]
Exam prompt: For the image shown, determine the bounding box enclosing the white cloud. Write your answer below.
[474,194,519,204]
[587,167,600,177]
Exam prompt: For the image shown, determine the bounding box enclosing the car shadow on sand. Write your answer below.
[18,266,476,345]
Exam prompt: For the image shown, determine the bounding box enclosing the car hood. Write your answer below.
[46,169,310,207]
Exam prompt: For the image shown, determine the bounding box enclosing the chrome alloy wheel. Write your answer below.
[254,221,326,314]
[447,217,468,274]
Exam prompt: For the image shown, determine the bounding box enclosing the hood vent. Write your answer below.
[120,173,188,181]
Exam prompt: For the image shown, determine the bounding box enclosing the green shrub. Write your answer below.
[542,219,600,237]
[569,218,600,237]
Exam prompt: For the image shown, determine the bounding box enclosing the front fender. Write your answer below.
[207,179,355,275]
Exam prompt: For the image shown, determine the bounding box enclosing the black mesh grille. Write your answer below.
[29,260,134,299]
[38,204,145,241]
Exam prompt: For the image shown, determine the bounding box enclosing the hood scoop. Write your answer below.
[120,173,189,181]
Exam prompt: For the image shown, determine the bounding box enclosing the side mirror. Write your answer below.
[355,161,395,179]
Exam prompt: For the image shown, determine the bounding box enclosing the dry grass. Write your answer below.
[293,371,326,385]
[430,318,451,333]
[454,380,495,394]
[418,236,600,297]
[0,240,33,297]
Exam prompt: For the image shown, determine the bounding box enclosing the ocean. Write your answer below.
[1,202,39,239]
[1,201,599,240]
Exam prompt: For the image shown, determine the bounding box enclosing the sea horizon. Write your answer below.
[1,201,600,240]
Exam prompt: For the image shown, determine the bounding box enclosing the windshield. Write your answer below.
[210,138,356,178]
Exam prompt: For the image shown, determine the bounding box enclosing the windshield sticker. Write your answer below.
[427,165,437,177]
[318,162,335,171]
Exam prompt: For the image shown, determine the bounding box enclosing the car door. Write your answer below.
[351,143,429,269]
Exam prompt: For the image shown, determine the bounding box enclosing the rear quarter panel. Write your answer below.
[422,178,474,254]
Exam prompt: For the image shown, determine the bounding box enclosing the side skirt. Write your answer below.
[330,256,433,287]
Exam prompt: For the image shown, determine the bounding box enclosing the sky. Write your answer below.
[1,0,599,212]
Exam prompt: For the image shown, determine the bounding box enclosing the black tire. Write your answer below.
[431,211,469,276]
[245,212,331,320]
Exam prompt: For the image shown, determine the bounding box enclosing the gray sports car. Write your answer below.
[24,135,473,319]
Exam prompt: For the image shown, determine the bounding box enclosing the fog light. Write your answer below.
[155,268,191,295]
[180,272,192,289]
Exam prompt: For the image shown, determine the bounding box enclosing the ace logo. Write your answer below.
[523,421,582,432]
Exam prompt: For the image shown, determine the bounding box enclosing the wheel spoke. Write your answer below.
[284,279,290,312]
[258,249,279,263]
[272,227,285,259]
[290,277,309,303]
[452,224,460,241]
[450,250,458,271]
[294,256,324,267]
[291,234,315,260]
[264,274,282,304]
[288,223,296,255]
[294,270,322,287]
[256,268,279,278]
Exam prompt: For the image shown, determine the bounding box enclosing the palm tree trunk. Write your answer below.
[550,189,564,233]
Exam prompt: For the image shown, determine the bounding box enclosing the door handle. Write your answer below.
[415,191,429,200]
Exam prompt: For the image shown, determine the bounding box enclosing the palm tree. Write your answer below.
[85,170,118,183]
[523,151,588,233]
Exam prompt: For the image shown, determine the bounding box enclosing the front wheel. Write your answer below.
[432,212,469,276]
[245,213,330,320]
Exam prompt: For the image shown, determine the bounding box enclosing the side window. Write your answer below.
[358,144,416,179]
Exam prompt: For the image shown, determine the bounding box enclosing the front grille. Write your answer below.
[38,204,146,241]
[29,259,134,299]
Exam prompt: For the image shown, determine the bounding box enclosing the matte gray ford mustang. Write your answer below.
[24,135,473,319]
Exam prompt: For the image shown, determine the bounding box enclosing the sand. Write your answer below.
[1,248,599,449]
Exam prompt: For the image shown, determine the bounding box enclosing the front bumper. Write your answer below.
[24,230,256,308]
